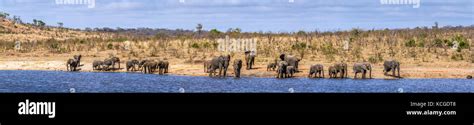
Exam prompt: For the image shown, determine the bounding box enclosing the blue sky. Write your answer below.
[0,0,472,32]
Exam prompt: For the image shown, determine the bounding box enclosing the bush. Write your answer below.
[433,39,444,48]
[368,53,383,63]
[107,43,114,50]
[451,54,464,61]
[321,43,337,61]
[49,42,59,50]
[405,39,416,47]
[191,43,200,49]
[452,35,469,49]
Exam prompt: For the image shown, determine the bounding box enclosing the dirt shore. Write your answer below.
[0,54,472,79]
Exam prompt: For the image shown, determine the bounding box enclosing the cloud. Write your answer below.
[0,0,472,31]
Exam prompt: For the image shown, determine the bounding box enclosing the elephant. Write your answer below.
[103,57,120,71]
[126,59,139,71]
[383,60,400,78]
[92,60,104,70]
[66,55,82,71]
[207,55,231,77]
[138,59,150,71]
[328,66,338,78]
[73,55,82,67]
[233,59,243,78]
[266,59,277,71]
[142,60,158,74]
[276,61,288,78]
[334,62,348,78]
[156,60,169,75]
[308,64,324,78]
[353,62,372,79]
[245,51,256,70]
[286,66,296,78]
[279,53,301,72]
[162,60,169,73]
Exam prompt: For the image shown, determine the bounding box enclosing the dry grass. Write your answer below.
[0,18,473,78]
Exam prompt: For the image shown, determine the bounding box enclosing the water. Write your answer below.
[0,70,472,93]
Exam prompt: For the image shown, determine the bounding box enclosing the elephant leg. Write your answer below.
[397,67,400,77]
[218,68,222,77]
[362,71,366,79]
[392,68,395,76]
[223,68,227,77]
[369,70,372,79]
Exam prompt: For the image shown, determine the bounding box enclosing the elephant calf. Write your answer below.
[126,59,139,72]
[286,66,296,78]
[309,64,324,78]
[233,59,243,78]
[334,62,348,78]
[383,60,400,78]
[276,61,288,78]
[353,63,372,79]
[328,66,338,78]
[92,60,104,70]
[266,59,277,71]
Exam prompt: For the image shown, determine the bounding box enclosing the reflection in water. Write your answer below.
[0,70,472,93]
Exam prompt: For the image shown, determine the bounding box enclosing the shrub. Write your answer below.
[191,43,200,49]
[451,53,464,61]
[452,35,469,49]
[107,43,114,50]
[368,53,383,63]
[321,43,337,61]
[405,39,416,47]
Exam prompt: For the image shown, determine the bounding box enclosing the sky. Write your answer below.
[0,0,472,32]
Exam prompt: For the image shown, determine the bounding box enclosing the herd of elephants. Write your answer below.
[65,51,407,79]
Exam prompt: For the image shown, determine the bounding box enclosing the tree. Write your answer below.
[209,29,222,39]
[13,16,22,24]
[33,19,38,26]
[57,22,64,28]
[37,20,46,27]
[0,12,9,18]
[433,22,439,29]
[196,23,203,36]
[226,28,241,37]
